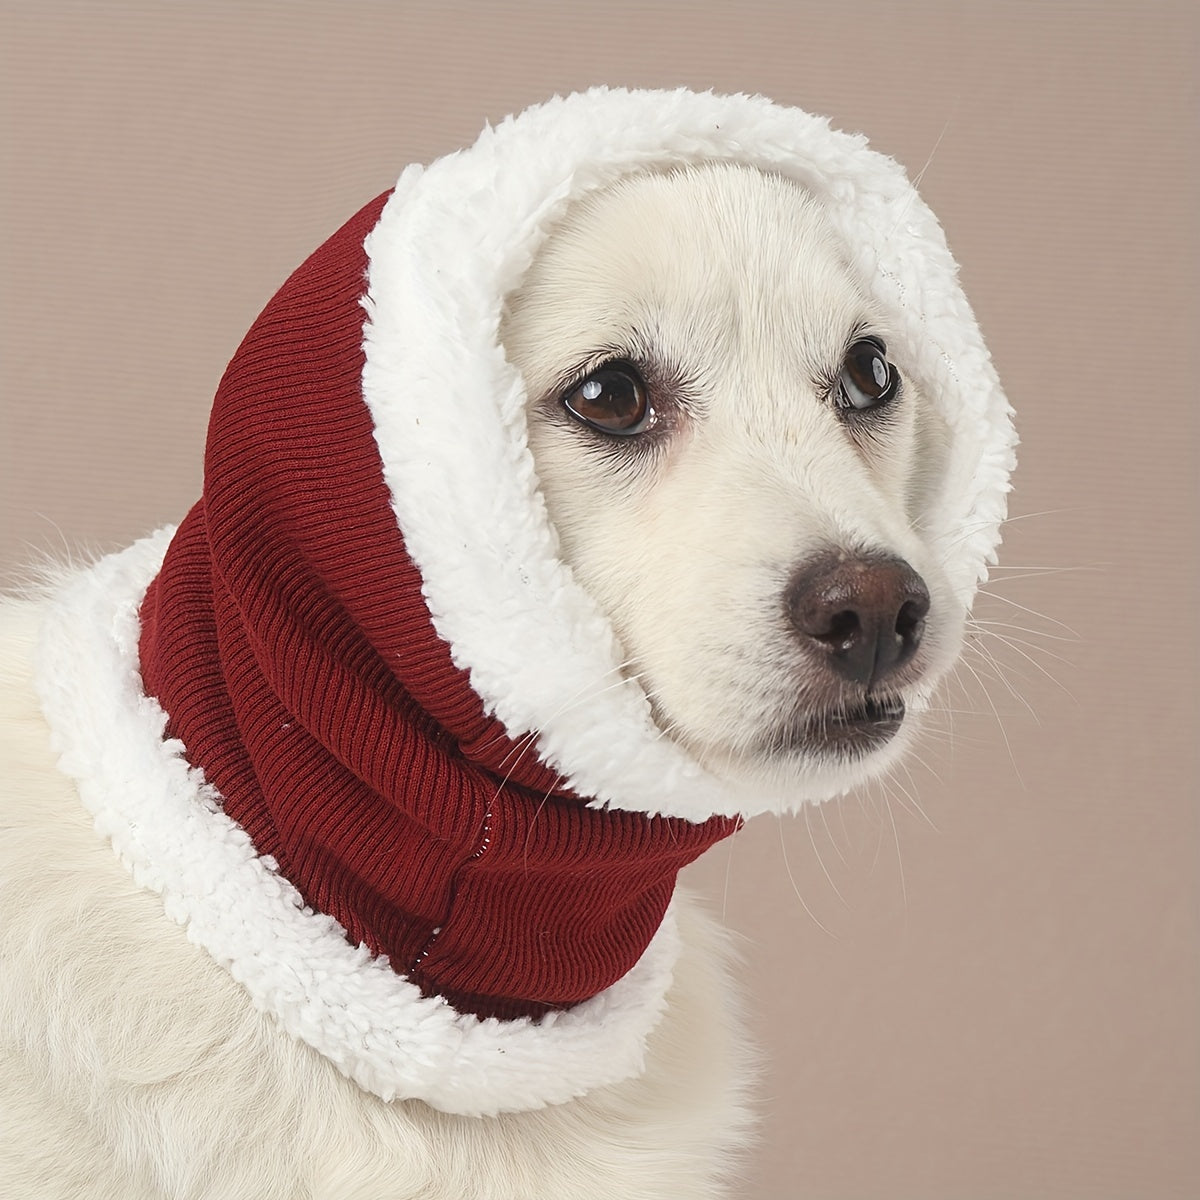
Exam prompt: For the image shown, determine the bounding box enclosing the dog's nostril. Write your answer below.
[817,609,861,651]
[896,596,929,642]
[786,552,931,687]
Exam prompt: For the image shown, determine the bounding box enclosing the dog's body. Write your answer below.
[1,97,1013,1200]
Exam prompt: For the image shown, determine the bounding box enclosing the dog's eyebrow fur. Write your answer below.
[547,338,652,398]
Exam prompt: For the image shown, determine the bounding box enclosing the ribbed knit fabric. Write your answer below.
[138,194,737,1022]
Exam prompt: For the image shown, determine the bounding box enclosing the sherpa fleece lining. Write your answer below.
[34,530,680,1116]
[361,87,1015,822]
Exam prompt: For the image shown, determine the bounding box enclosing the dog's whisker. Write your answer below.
[953,654,1029,788]
[804,802,848,907]
[933,508,1079,567]
[929,677,957,760]
[879,787,909,916]
[961,641,1038,710]
[985,562,1078,571]
[911,108,955,191]
[884,106,957,240]
[777,818,837,939]
[489,676,646,802]
[816,797,849,866]
[718,820,740,924]
[964,634,1050,711]
[969,625,1075,679]
[888,758,940,831]
[971,635,1076,705]
[864,782,907,912]
[486,661,655,796]
[972,591,1080,636]
[479,657,647,766]
[998,505,1085,525]
[968,614,1068,650]
[863,781,889,875]
[923,703,1012,719]
[522,777,565,873]
[970,617,1078,646]
[492,728,541,773]
[485,725,556,807]
[543,659,647,719]
[907,745,948,789]
[835,788,854,855]
[978,566,1100,590]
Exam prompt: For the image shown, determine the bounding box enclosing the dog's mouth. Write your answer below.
[771,694,906,758]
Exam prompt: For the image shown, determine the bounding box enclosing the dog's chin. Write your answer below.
[673,693,922,809]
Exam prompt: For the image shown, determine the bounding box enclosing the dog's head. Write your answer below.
[503,164,960,799]
[361,89,1014,820]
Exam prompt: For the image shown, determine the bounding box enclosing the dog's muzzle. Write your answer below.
[776,550,930,756]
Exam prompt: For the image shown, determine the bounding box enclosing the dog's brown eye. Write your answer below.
[562,364,652,435]
[837,339,899,411]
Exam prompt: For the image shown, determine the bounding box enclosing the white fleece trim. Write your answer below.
[33,530,681,1117]
[361,87,1015,822]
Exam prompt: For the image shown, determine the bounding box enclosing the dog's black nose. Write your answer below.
[785,552,930,687]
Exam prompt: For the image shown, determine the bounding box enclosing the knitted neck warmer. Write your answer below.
[35,88,1014,1114]
[137,192,737,1021]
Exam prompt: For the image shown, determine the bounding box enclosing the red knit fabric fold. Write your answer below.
[138,194,737,1021]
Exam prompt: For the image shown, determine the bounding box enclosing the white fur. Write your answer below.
[1,94,1014,1197]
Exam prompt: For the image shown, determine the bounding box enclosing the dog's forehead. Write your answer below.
[504,163,879,386]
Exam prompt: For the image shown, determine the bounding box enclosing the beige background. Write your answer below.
[2,3,1197,1197]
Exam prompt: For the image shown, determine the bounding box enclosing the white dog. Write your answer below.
[0,91,1014,1199]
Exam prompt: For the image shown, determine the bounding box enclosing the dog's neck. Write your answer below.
[136,194,734,1021]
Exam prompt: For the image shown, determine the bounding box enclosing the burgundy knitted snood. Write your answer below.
[138,194,737,1021]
